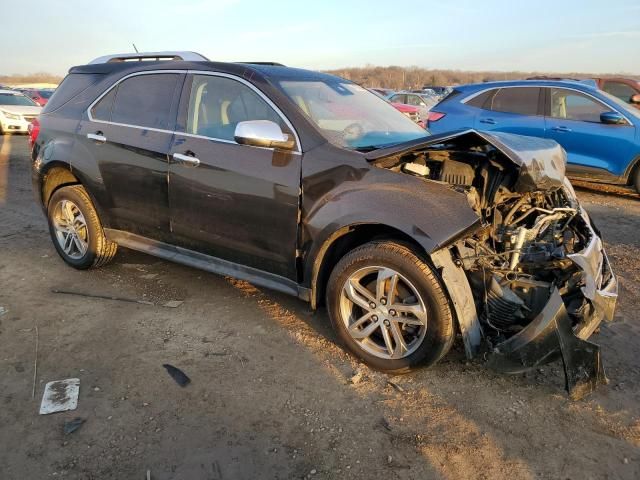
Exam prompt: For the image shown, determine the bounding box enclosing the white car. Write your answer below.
[0,90,42,134]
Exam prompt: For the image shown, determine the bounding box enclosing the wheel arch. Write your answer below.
[40,162,81,207]
[307,222,431,310]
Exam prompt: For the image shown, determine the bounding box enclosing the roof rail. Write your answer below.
[88,51,210,65]
[237,62,286,66]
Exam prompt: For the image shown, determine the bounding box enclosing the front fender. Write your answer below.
[301,161,481,292]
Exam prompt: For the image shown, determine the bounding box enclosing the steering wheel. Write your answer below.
[342,123,365,142]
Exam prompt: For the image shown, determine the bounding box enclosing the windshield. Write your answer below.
[279,80,428,150]
[0,93,38,107]
[39,90,54,99]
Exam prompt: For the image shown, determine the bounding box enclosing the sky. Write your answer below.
[1,0,639,76]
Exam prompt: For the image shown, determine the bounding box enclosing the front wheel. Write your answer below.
[633,167,640,195]
[47,185,117,269]
[326,241,455,373]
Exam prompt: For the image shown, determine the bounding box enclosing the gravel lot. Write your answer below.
[1,134,639,479]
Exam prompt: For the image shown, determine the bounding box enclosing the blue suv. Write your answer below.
[428,80,640,192]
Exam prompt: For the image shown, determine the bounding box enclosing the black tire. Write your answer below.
[326,241,455,373]
[47,185,117,269]
[633,167,640,195]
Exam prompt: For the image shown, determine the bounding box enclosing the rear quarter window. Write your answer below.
[42,73,101,113]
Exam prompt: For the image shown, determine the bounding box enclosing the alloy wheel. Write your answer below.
[339,266,428,360]
[52,199,89,260]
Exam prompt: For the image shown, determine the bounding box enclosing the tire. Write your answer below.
[47,185,117,269]
[326,241,455,373]
[634,167,640,195]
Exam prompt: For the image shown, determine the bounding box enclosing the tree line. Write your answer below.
[325,65,639,89]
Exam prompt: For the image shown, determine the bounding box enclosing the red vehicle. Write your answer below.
[390,102,425,128]
[20,89,54,107]
[593,77,640,109]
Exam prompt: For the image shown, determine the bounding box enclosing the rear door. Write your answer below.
[543,87,635,178]
[167,73,301,279]
[78,71,184,241]
[473,87,545,136]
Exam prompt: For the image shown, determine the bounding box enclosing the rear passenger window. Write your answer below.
[185,74,291,143]
[108,74,180,129]
[488,88,540,115]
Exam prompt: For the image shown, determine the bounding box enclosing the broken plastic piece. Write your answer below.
[39,378,80,415]
[162,364,191,387]
[63,417,86,435]
[487,289,606,400]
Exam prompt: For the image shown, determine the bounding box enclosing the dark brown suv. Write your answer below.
[31,52,617,398]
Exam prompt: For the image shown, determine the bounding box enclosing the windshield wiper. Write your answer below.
[353,145,381,152]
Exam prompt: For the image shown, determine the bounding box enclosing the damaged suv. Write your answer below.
[32,52,617,398]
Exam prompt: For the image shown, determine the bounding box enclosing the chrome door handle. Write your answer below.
[552,126,572,133]
[87,132,106,143]
[172,152,200,167]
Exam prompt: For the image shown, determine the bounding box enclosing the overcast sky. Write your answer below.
[1,0,639,75]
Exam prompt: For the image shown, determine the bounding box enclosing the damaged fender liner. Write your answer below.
[486,289,606,400]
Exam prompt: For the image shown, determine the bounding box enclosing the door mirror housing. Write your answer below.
[234,120,295,150]
[630,93,640,105]
[600,111,627,125]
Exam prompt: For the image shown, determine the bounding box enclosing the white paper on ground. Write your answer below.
[39,378,80,415]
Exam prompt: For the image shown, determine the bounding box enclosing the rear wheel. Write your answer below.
[47,185,117,269]
[326,241,455,373]
[633,167,640,194]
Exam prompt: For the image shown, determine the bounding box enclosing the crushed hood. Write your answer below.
[364,129,567,193]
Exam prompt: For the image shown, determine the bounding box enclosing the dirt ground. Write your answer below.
[1,134,639,480]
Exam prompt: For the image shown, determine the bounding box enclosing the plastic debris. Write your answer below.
[63,417,86,435]
[39,378,80,415]
[162,300,183,308]
[162,364,191,387]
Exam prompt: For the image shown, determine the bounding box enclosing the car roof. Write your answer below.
[0,89,25,95]
[457,79,599,92]
[69,60,346,84]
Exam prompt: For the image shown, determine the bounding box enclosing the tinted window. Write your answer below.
[602,81,636,102]
[466,90,496,108]
[488,87,540,115]
[0,93,38,106]
[91,88,116,121]
[110,74,179,129]
[389,94,405,104]
[186,74,290,143]
[549,88,609,122]
[42,73,100,113]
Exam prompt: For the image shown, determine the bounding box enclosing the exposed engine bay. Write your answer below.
[367,130,618,399]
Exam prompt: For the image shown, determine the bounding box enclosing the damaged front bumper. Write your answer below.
[434,213,618,400]
[488,217,617,400]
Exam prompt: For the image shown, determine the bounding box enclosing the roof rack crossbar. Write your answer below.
[88,51,209,65]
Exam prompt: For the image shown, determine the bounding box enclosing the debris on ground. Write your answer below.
[63,417,86,435]
[162,300,183,308]
[387,380,405,393]
[51,289,154,305]
[0,306,8,316]
[162,364,191,387]
[39,378,80,415]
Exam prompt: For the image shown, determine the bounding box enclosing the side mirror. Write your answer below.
[600,111,626,125]
[630,94,640,105]
[234,120,295,150]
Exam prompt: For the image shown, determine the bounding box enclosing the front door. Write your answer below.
[77,72,184,241]
[168,73,301,279]
[544,87,635,179]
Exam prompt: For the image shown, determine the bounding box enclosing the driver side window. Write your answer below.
[549,88,609,123]
[186,74,291,143]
